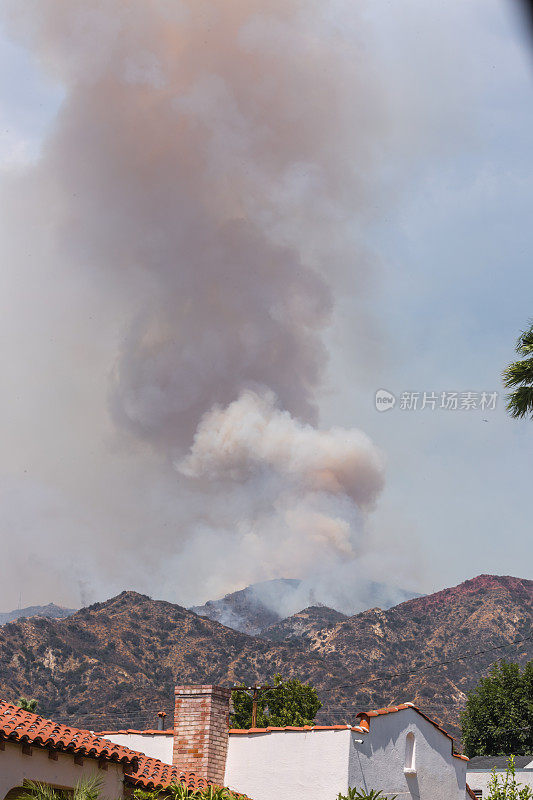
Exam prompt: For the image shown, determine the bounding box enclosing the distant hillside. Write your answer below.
[263,605,347,642]
[190,579,300,635]
[0,575,530,740]
[190,578,421,635]
[0,603,76,626]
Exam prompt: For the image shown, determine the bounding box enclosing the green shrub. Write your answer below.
[486,756,533,800]
[337,789,398,800]
[134,785,246,799]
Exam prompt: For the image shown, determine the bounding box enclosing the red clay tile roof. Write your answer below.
[356,703,469,761]
[125,754,251,798]
[229,724,366,734]
[0,700,138,764]
[125,755,210,791]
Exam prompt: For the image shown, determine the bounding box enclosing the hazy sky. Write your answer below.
[0,0,532,613]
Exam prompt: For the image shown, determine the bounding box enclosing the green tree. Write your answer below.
[231,674,322,729]
[503,323,533,418]
[486,755,533,800]
[18,697,38,713]
[461,660,533,757]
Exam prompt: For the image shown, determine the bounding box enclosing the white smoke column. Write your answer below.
[179,390,383,508]
[0,0,393,606]
[177,390,384,598]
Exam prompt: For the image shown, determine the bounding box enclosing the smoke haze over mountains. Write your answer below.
[2,0,532,610]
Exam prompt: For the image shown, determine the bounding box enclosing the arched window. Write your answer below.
[404,732,416,774]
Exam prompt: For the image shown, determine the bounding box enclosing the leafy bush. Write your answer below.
[486,756,533,800]
[134,785,245,799]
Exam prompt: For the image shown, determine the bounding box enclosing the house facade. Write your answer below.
[102,685,472,800]
[225,703,468,800]
[0,700,136,800]
[0,700,220,799]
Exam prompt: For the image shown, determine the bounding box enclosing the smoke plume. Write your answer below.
[0,0,399,611]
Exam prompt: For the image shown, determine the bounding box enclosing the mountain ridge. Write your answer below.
[0,574,530,741]
[190,577,421,635]
[0,603,77,626]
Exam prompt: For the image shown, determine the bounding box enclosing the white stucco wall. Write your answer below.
[224,728,353,800]
[348,709,467,800]
[98,733,173,764]
[467,770,533,797]
[0,740,125,800]
[224,710,468,800]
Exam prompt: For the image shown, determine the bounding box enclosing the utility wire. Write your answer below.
[37,632,532,726]
[317,633,532,696]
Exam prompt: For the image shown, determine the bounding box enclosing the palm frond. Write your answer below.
[73,776,104,800]
[502,356,533,388]
[516,324,533,356]
[19,781,66,800]
[505,385,533,419]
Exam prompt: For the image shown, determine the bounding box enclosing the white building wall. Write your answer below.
[224,710,468,800]
[98,733,173,764]
[349,709,467,800]
[224,728,352,800]
[0,740,125,800]
[467,770,533,797]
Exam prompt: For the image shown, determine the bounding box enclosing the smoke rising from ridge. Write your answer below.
[0,0,403,610]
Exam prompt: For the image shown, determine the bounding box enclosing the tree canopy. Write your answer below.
[230,674,322,729]
[503,323,533,418]
[461,660,533,757]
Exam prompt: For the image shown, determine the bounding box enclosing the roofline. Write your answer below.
[0,700,139,766]
[97,729,173,736]
[229,724,367,735]
[0,730,139,765]
[355,703,468,762]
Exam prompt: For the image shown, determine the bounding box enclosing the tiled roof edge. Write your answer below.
[229,724,366,734]
[97,729,173,736]
[124,755,252,798]
[0,700,139,766]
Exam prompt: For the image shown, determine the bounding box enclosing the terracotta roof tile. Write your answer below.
[126,755,210,790]
[126,754,252,798]
[0,700,138,764]
[356,703,469,762]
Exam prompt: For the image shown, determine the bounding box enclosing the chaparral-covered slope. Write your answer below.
[0,575,530,740]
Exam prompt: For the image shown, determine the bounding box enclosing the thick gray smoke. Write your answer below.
[0,0,400,611]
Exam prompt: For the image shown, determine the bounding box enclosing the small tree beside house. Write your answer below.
[485,756,533,800]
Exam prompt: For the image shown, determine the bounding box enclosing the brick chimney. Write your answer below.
[173,684,232,785]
